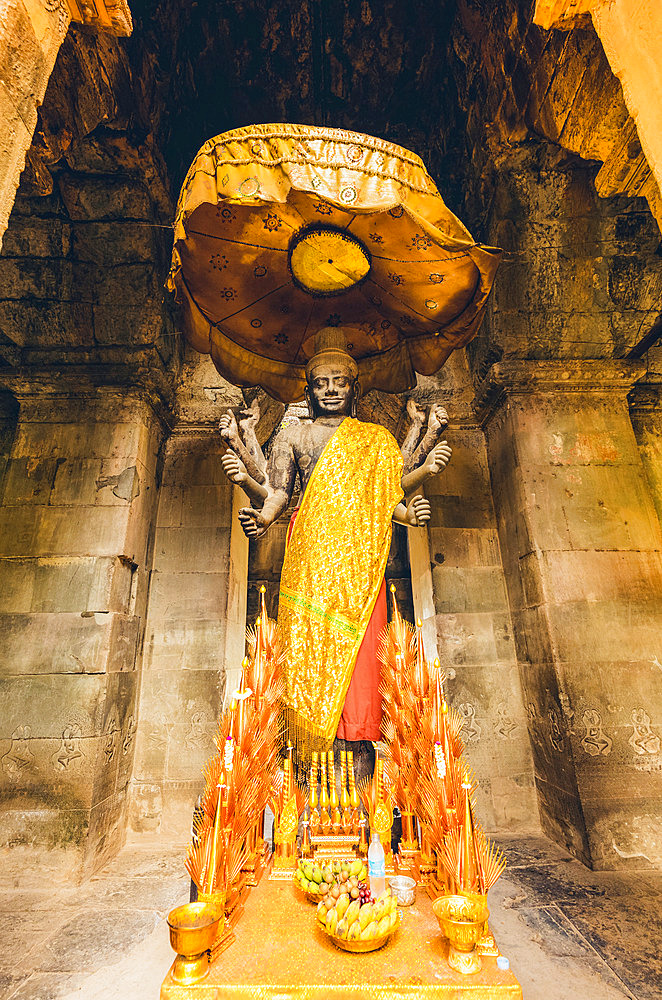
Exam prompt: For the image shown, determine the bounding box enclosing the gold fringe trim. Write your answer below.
[281,704,334,781]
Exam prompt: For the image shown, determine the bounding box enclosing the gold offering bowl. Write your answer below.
[432,895,489,975]
[323,912,402,953]
[167,901,221,985]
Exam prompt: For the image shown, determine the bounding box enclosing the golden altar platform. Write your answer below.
[161,877,522,1000]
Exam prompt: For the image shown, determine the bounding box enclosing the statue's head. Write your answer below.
[304,327,359,419]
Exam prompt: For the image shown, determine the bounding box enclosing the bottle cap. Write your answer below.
[496,956,510,971]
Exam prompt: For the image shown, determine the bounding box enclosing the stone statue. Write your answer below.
[220,328,451,778]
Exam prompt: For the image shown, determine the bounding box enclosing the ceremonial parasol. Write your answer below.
[168,124,500,403]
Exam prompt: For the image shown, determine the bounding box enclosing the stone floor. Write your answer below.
[0,835,659,1000]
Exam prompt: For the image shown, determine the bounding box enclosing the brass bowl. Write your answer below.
[167,901,221,985]
[432,895,489,975]
[322,912,402,953]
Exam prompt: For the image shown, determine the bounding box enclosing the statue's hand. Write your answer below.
[239,398,260,433]
[423,441,452,476]
[406,495,431,527]
[219,409,240,447]
[406,398,426,425]
[428,404,449,437]
[221,450,247,485]
[238,506,268,539]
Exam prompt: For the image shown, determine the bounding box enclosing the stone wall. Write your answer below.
[130,352,247,840]
[0,388,163,876]
[416,356,539,832]
[480,361,662,869]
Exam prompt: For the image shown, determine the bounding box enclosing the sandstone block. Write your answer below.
[434,610,516,667]
[0,558,34,611]
[432,564,508,614]
[547,598,662,664]
[71,221,155,265]
[489,773,541,833]
[540,549,662,605]
[30,556,131,614]
[0,300,95,348]
[1,215,71,258]
[58,176,152,222]
[31,505,130,558]
[51,458,103,506]
[93,302,164,346]
[0,672,108,741]
[428,494,494,529]
[581,797,662,871]
[536,776,591,867]
[152,526,231,575]
[82,789,129,877]
[0,611,138,676]
[156,486,183,528]
[428,527,501,568]
[180,485,233,527]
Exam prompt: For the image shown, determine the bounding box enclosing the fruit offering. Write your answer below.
[293,858,367,899]
[317,883,400,949]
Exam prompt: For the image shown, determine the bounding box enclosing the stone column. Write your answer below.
[479,360,662,869]
[0,0,132,249]
[425,418,538,833]
[131,425,247,839]
[0,384,164,876]
[630,382,662,531]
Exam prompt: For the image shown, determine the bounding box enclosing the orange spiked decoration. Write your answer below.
[441,774,506,895]
[185,605,285,921]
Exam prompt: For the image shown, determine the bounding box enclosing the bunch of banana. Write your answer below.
[317,886,399,942]
[293,858,367,897]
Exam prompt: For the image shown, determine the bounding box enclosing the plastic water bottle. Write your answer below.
[368,831,386,897]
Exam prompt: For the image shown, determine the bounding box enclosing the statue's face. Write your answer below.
[306,363,357,418]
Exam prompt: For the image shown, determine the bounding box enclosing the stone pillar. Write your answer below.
[0,385,163,876]
[630,382,662,531]
[0,0,132,250]
[479,360,662,869]
[131,427,246,839]
[0,0,70,248]
[425,420,538,832]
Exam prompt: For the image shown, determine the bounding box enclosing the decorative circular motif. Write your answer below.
[370,296,382,307]
[389,205,405,218]
[250,319,262,328]
[251,140,264,156]
[340,186,357,204]
[240,176,260,197]
[254,265,267,278]
[381,320,391,330]
[429,273,444,284]
[347,145,363,163]
[425,299,438,310]
[288,225,371,297]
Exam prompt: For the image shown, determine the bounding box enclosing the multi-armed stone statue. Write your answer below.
[220,327,452,775]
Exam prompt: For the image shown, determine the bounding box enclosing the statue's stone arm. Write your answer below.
[409,404,449,471]
[238,399,268,481]
[236,427,297,540]
[392,495,432,527]
[401,440,452,497]
[219,409,266,485]
[400,399,426,473]
[220,450,269,505]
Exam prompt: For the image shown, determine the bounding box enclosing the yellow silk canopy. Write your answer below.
[168,123,501,403]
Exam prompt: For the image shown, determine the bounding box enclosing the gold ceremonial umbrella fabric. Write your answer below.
[168,124,500,403]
